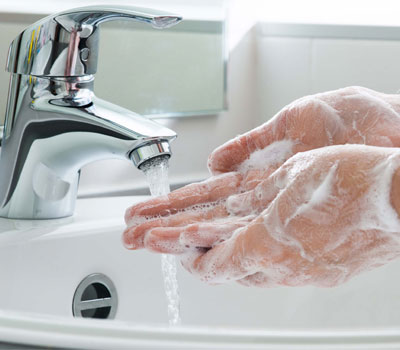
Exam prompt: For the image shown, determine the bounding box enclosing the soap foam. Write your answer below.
[238,139,294,174]
[285,161,338,225]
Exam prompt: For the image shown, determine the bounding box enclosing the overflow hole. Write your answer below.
[73,274,117,319]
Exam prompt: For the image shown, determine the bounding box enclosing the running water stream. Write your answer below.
[141,156,181,326]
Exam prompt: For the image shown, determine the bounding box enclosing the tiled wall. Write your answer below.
[256,24,400,125]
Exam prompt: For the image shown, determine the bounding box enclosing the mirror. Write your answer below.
[96,11,227,118]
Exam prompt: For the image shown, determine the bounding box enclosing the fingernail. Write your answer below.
[122,232,142,250]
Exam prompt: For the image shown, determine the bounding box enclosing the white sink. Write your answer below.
[1,196,400,349]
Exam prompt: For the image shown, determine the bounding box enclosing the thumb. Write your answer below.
[207,110,287,175]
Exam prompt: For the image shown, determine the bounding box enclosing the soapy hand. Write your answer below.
[208,86,400,183]
[123,86,400,287]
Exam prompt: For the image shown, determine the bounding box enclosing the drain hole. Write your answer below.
[73,274,118,319]
[80,283,112,319]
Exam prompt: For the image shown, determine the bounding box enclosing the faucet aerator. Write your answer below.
[130,141,171,169]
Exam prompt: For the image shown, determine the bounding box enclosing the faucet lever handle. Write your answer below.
[6,5,182,77]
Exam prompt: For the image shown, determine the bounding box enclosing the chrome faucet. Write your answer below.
[0,6,181,219]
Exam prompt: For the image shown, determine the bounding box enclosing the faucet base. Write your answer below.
[0,60,176,220]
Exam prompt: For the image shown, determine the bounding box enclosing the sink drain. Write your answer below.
[72,273,118,319]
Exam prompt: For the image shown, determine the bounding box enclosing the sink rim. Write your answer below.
[1,310,400,350]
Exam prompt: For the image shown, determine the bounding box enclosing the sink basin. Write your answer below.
[1,196,400,349]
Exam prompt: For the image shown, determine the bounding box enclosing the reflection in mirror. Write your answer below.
[96,10,226,118]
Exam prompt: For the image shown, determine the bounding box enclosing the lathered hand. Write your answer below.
[209,86,400,184]
[123,87,400,287]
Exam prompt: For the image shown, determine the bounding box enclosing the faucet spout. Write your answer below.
[0,74,176,219]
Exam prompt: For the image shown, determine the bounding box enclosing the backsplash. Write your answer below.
[256,23,400,125]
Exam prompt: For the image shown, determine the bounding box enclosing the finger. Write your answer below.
[181,211,302,285]
[180,217,255,248]
[143,216,255,254]
[181,235,250,284]
[207,111,287,175]
[181,219,283,284]
[226,170,284,216]
[125,172,242,225]
[144,227,187,254]
[123,204,229,250]
[241,166,278,191]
